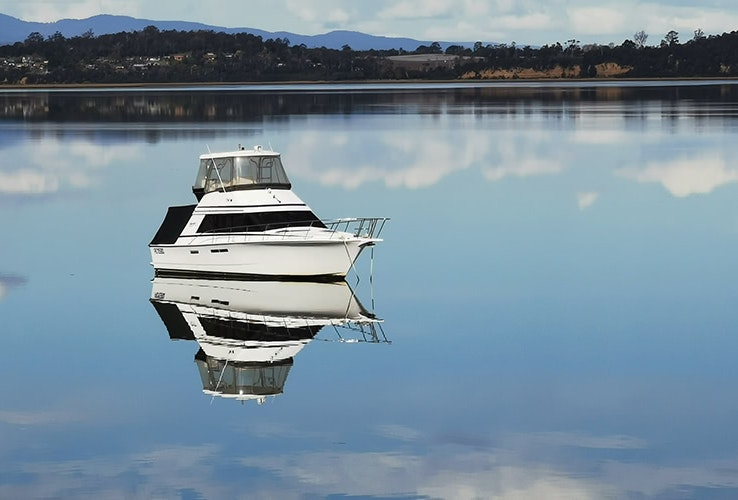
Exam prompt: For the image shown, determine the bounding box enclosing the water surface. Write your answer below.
[1,82,738,499]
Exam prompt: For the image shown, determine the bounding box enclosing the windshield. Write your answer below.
[193,155,291,194]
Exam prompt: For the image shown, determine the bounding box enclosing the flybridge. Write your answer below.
[192,145,291,200]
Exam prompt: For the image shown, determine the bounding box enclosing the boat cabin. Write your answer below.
[192,146,291,200]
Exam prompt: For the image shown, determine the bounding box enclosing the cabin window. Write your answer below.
[198,316,316,340]
[197,211,325,233]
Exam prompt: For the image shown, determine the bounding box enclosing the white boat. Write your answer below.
[149,145,388,279]
[150,277,388,403]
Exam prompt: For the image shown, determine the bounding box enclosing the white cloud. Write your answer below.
[382,137,476,188]
[494,12,552,31]
[0,409,82,425]
[0,170,59,194]
[375,424,422,442]
[284,130,491,190]
[284,0,322,24]
[577,192,599,210]
[572,129,628,145]
[284,127,571,190]
[5,0,738,46]
[238,449,612,498]
[15,0,139,23]
[0,140,142,196]
[482,139,563,182]
[3,431,738,499]
[282,0,355,30]
[326,8,351,25]
[461,0,495,17]
[637,5,738,42]
[509,431,647,450]
[420,464,610,500]
[378,0,453,20]
[569,7,626,35]
[2,445,227,500]
[618,153,738,197]
[600,460,738,497]
[424,20,489,41]
[317,165,389,189]
[68,142,141,167]
[483,157,562,181]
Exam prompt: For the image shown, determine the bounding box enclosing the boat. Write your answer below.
[149,145,388,279]
[150,276,388,403]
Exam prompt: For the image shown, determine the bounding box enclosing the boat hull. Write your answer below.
[150,237,373,279]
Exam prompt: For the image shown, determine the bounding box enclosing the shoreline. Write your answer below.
[1,76,738,90]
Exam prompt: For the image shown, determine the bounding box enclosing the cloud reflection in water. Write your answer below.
[0,140,142,195]
[4,437,738,499]
[618,153,738,197]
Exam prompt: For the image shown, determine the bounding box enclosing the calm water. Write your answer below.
[2,82,738,499]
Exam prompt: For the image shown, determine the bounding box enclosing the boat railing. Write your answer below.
[325,318,390,344]
[197,308,389,344]
[323,217,390,240]
[190,217,389,244]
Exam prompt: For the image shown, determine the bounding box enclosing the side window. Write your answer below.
[204,158,234,193]
[193,159,209,190]
[205,162,220,193]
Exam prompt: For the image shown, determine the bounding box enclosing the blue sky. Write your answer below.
[1,0,737,46]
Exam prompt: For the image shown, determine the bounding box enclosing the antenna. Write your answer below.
[206,145,227,193]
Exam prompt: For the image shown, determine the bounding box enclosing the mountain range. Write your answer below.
[0,13,486,50]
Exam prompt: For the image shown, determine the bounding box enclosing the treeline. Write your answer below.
[1,26,738,85]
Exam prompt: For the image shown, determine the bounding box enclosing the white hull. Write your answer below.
[150,277,373,321]
[150,232,374,278]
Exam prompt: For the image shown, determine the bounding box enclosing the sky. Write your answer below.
[1,0,738,47]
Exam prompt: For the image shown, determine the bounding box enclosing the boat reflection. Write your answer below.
[150,277,387,404]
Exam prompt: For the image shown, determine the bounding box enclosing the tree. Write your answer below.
[663,30,679,46]
[414,42,442,54]
[445,44,468,55]
[633,30,648,48]
[693,28,705,41]
[24,32,44,46]
[565,39,581,54]
[47,31,65,43]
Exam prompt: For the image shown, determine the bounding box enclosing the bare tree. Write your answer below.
[633,30,648,48]
[693,28,706,41]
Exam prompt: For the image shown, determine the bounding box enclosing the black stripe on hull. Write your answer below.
[153,267,347,283]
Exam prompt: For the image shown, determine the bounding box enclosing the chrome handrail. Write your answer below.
[323,217,390,239]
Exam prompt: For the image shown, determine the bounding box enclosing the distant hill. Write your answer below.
[0,13,489,50]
